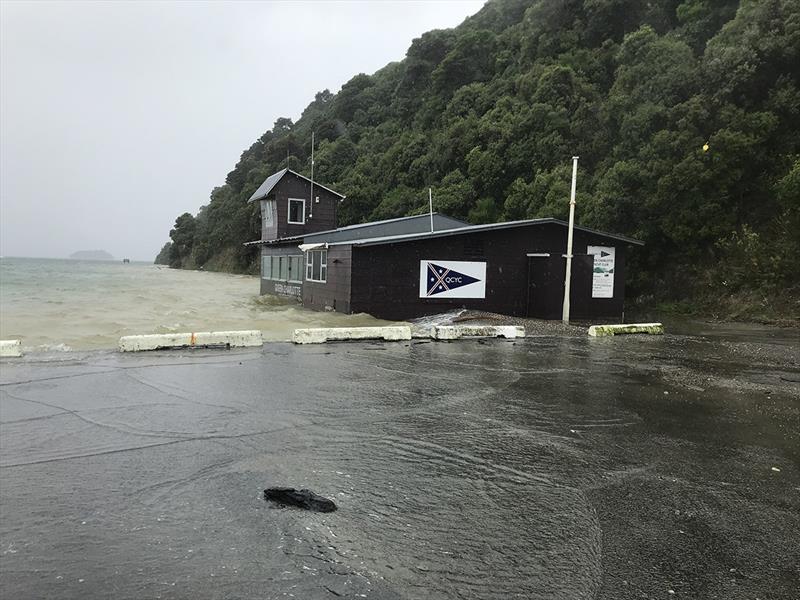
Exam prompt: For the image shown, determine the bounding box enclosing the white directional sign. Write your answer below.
[588,246,615,298]
[419,260,486,299]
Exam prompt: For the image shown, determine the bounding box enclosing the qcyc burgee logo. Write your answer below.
[418,260,487,299]
[426,263,480,296]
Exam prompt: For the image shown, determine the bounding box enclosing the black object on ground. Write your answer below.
[264,487,337,512]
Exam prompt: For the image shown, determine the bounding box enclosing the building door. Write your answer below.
[568,254,594,319]
[526,255,563,319]
[526,254,595,319]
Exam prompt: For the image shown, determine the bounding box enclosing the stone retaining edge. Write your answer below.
[292,325,525,344]
[433,325,525,340]
[292,326,413,344]
[588,323,664,337]
[118,330,263,352]
[0,339,23,357]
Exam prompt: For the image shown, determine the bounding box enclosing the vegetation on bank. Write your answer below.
[158,0,799,320]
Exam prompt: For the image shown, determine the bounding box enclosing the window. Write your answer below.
[288,198,305,224]
[288,256,303,283]
[306,249,327,282]
[261,199,274,226]
[261,256,272,279]
[264,254,303,281]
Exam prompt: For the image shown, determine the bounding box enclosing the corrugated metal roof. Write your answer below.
[303,213,467,244]
[247,168,345,203]
[243,235,303,247]
[247,169,287,203]
[316,213,467,234]
[242,213,468,247]
[326,218,644,247]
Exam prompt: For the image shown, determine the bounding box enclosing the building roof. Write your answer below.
[303,213,467,244]
[243,213,468,247]
[247,168,346,203]
[326,218,644,247]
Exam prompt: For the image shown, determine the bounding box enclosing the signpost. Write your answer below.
[588,246,615,298]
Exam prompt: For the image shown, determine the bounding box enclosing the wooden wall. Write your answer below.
[268,173,339,239]
[303,246,352,313]
[346,223,629,321]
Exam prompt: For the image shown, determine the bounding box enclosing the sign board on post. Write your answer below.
[419,260,486,299]
[587,246,615,298]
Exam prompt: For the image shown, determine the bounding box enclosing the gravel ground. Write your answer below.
[452,309,588,336]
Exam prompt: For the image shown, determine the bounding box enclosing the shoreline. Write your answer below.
[2,311,798,364]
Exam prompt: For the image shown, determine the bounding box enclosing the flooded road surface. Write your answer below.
[1,327,798,599]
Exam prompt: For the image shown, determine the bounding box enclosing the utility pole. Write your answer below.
[562,156,579,324]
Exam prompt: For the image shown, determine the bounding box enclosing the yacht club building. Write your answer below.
[246,169,642,321]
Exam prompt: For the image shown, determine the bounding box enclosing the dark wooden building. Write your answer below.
[246,169,467,299]
[247,168,345,298]
[303,220,642,321]
[247,169,643,321]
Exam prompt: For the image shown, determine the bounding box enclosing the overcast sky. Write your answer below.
[0,0,483,261]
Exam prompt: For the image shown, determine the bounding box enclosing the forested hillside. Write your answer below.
[159,0,799,320]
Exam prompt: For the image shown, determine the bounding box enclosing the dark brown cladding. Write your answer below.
[260,171,340,240]
[344,223,629,321]
[303,246,352,314]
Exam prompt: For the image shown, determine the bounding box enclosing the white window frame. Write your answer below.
[287,198,305,224]
[305,249,327,283]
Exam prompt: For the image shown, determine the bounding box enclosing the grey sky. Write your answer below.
[0,0,483,261]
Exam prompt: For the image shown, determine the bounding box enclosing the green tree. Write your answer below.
[168,213,196,268]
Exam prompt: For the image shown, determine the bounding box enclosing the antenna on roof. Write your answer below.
[286,147,290,169]
[309,132,315,220]
[429,188,434,233]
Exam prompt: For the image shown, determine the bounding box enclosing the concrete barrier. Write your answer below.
[433,325,525,340]
[588,323,664,337]
[411,327,435,339]
[0,339,23,357]
[119,330,263,352]
[292,326,412,344]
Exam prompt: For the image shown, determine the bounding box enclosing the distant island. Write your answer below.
[69,250,114,260]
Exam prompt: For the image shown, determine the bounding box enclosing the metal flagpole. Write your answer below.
[429,188,434,233]
[309,132,315,220]
[562,156,579,324]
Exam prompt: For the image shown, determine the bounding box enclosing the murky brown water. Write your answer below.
[0,257,395,351]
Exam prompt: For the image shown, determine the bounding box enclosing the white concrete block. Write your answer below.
[292,326,412,344]
[588,323,664,337]
[119,330,263,352]
[411,326,435,339]
[0,339,23,357]
[433,325,525,340]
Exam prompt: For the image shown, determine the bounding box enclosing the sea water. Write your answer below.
[0,257,393,351]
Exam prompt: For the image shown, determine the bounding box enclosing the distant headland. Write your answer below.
[69,250,114,260]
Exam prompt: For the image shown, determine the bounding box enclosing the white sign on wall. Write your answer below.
[588,246,615,298]
[419,260,486,299]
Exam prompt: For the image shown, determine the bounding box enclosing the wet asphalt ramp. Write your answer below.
[0,330,798,599]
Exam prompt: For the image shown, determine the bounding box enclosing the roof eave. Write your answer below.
[329,218,644,248]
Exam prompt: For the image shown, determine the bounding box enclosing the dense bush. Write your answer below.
[162,0,799,313]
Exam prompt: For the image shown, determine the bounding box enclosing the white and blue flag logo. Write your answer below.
[419,260,486,299]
